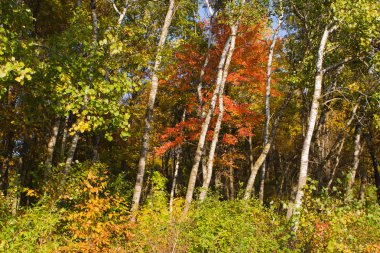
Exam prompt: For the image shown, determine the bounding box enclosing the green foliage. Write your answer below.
[0,202,61,253]
[295,181,380,252]
[184,198,284,253]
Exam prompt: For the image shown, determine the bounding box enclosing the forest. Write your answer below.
[0,0,379,252]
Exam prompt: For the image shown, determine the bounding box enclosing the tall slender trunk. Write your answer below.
[131,0,175,214]
[182,36,232,213]
[60,115,69,162]
[64,0,98,173]
[244,91,292,199]
[198,15,214,184]
[229,166,235,200]
[169,110,186,213]
[365,127,380,204]
[346,122,362,197]
[199,26,237,201]
[318,103,359,172]
[184,23,240,212]
[287,25,337,224]
[1,131,14,197]
[92,135,100,163]
[248,136,256,196]
[64,134,79,174]
[45,118,60,174]
[259,3,283,203]
[278,162,289,198]
[169,146,181,214]
[90,0,98,42]
[199,75,225,202]
[201,157,207,184]
[326,137,346,191]
[359,166,367,201]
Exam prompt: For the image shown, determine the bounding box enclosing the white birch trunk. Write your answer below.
[183,35,232,213]
[45,118,60,172]
[346,123,362,197]
[287,25,337,224]
[131,0,175,214]
[198,67,227,202]
[259,8,283,203]
[64,133,79,174]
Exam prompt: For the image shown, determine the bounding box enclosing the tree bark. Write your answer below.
[326,136,346,191]
[0,131,14,197]
[346,122,363,198]
[359,166,367,201]
[64,133,79,174]
[90,0,99,42]
[287,25,337,223]
[259,3,283,203]
[318,103,359,172]
[131,0,175,214]
[169,110,186,213]
[169,146,181,214]
[184,22,241,211]
[229,166,235,200]
[247,136,256,196]
[198,73,225,202]
[182,35,232,213]
[365,127,380,204]
[60,115,69,162]
[244,91,293,199]
[198,24,237,201]
[45,118,60,174]
[64,0,98,173]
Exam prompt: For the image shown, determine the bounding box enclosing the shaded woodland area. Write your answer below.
[0,0,379,252]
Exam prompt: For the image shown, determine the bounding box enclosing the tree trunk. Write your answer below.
[359,166,367,201]
[45,118,60,173]
[60,115,69,162]
[287,25,336,224]
[318,103,359,172]
[199,25,237,201]
[259,4,283,204]
[326,136,346,191]
[244,91,293,199]
[90,0,99,42]
[64,133,79,174]
[184,22,240,212]
[92,135,100,163]
[229,166,235,200]
[182,35,232,213]
[1,131,14,197]
[365,127,380,204]
[247,136,256,197]
[346,122,362,198]
[131,0,175,214]
[198,17,214,185]
[199,80,225,202]
[169,110,186,213]
[169,146,181,214]
[64,0,98,173]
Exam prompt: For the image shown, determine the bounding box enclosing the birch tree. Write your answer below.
[131,0,176,214]
[259,0,283,203]
[287,24,337,223]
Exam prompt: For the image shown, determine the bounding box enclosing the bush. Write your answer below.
[183,198,285,253]
[59,163,133,252]
[0,203,61,253]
